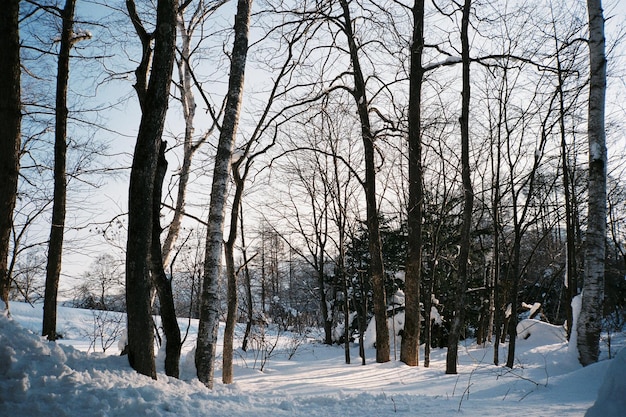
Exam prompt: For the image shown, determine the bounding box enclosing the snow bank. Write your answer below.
[1,302,623,417]
[516,319,567,345]
[586,348,626,417]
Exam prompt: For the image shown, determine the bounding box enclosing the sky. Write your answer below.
[14,0,626,291]
[1,301,624,416]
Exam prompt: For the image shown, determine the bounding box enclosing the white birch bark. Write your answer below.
[161,6,212,269]
[577,0,606,366]
[195,0,252,388]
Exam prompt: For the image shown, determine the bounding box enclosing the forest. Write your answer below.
[0,0,624,393]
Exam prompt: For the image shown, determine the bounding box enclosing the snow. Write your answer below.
[522,301,542,318]
[0,301,623,417]
[568,294,582,361]
[430,305,442,325]
[586,347,626,416]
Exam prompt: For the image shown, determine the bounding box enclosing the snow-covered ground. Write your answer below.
[1,302,623,416]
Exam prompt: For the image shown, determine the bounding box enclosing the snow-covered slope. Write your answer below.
[0,302,621,416]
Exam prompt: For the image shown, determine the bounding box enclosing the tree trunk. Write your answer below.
[491,182,501,365]
[341,262,350,363]
[446,0,473,375]
[334,154,352,362]
[241,205,253,352]
[491,62,505,367]
[222,162,246,384]
[358,270,367,365]
[551,23,579,341]
[0,0,21,313]
[578,0,606,367]
[222,239,238,384]
[151,141,182,378]
[319,252,332,345]
[423,273,435,367]
[42,0,75,342]
[338,0,389,363]
[401,0,424,367]
[161,6,210,269]
[125,0,178,380]
[559,80,578,341]
[505,236,521,368]
[196,0,252,388]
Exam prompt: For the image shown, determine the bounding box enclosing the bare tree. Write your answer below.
[222,157,246,385]
[222,16,310,382]
[151,140,182,377]
[162,0,221,269]
[42,0,81,342]
[272,145,334,344]
[336,0,390,363]
[546,2,588,340]
[196,0,252,389]
[0,0,21,313]
[125,0,178,380]
[446,0,473,375]
[11,250,46,304]
[81,253,124,310]
[577,0,606,366]
[400,0,424,367]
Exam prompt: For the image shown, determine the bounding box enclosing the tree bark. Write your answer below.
[222,237,238,384]
[578,0,606,367]
[332,151,350,363]
[125,0,178,380]
[505,235,521,368]
[241,205,253,352]
[318,252,332,345]
[0,0,21,313]
[557,60,578,342]
[446,0,473,375]
[401,0,424,367]
[161,5,210,269]
[222,161,245,384]
[338,0,390,364]
[42,0,76,342]
[196,0,252,388]
[491,143,501,365]
[151,141,182,378]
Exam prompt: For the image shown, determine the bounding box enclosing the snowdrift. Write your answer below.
[0,303,621,416]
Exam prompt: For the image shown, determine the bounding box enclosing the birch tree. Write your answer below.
[162,0,221,269]
[577,0,606,366]
[222,21,307,380]
[196,0,252,388]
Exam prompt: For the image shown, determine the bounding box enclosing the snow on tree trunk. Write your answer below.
[577,0,606,367]
[568,294,582,360]
[196,0,252,389]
